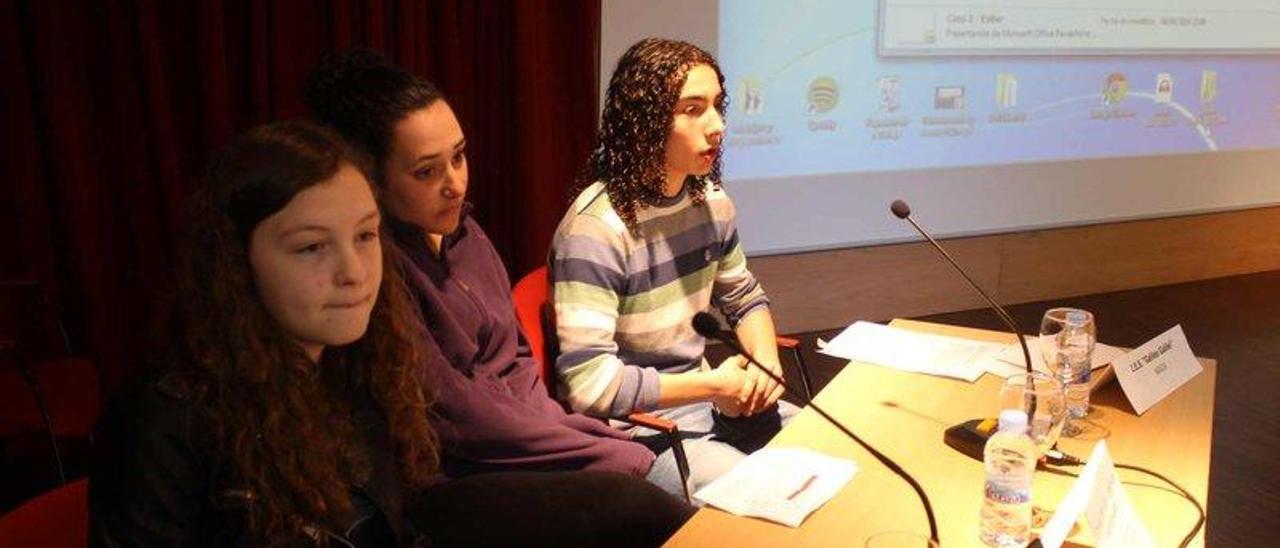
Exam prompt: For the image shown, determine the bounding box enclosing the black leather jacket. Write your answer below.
[89,371,412,547]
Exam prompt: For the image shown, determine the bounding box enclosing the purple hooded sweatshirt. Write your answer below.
[389,209,655,479]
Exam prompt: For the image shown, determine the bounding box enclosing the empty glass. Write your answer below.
[1039,308,1096,436]
[999,372,1066,457]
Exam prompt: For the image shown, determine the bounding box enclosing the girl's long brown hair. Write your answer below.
[168,120,438,541]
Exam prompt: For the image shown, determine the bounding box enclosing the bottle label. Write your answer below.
[984,478,1031,505]
[1072,364,1092,384]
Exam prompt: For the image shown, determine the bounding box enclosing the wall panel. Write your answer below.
[754,207,1280,334]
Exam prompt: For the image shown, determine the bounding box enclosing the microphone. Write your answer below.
[693,312,938,544]
[890,199,1037,461]
[890,200,1032,372]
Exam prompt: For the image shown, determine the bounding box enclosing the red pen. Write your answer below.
[786,474,818,501]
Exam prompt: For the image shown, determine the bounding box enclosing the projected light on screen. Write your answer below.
[718,0,1280,180]
[600,0,1280,255]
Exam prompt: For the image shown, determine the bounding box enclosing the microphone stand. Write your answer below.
[694,313,939,544]
[890,199,1038,422]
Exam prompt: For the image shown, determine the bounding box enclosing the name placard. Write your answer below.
[1113,325,1202,415]
[1039,441,1155,548]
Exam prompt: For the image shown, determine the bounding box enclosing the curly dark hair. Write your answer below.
[301,49,445,183]
[574,37,727,234]
[169,120,438,541]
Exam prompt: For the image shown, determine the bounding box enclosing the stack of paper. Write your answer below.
[818,321,1005,382]
[693,447,858,528]
[986,336,1126,379]
[818,321,1127,384]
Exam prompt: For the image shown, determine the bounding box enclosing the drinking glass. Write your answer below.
[999,372,1066,457]
[1039,308,1096,436]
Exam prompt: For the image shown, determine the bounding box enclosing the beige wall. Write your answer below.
[752,206,1280,334]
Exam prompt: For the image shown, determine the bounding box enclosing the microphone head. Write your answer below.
[890,200,911,219]
[691,312,723,339]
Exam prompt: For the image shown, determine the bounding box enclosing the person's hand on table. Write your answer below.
[743,354,784,415]
[710,354,751,417]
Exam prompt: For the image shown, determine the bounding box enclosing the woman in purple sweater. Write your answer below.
[302,51,659,480]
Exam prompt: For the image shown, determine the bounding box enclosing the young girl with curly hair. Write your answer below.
[90,120,438,546]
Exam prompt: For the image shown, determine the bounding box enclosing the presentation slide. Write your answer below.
[601,1,1280,256]
[721,0,1280,179]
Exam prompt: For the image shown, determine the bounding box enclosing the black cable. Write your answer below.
[1043,450,1205,548]
[3,342,68,485]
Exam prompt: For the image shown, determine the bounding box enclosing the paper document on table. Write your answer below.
[987,337,1127,379]
[819,321,1002,382]
[693,447,858,528]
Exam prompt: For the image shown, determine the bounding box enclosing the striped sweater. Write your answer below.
[549,179,770,418]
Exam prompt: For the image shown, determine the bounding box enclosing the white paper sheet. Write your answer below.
[818,321,1003,382]
[692,447,858,528]
[987,336,1127,379]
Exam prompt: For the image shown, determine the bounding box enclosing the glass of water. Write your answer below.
[1039,308,1095,436]
[999,372,1066,457]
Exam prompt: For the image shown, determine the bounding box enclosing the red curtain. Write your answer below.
[0,0,601,392]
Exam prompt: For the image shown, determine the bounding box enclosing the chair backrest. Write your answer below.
[0,478,89,548]
[0,281,100,438]
[511,266,556,385]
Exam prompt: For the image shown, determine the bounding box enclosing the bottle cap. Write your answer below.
[997,409,1029,434]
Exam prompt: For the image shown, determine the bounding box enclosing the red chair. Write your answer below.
[0,281,101,486]
[0,478,89,548]
[512,266,555,384]
[0,357,99,439]
[512,266,814,502]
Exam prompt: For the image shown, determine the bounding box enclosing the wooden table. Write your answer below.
[665,319,1216,547]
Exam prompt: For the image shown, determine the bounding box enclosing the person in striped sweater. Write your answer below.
[550,38,798,499]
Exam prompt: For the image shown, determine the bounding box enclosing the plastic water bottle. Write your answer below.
[979,409,1036,547]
